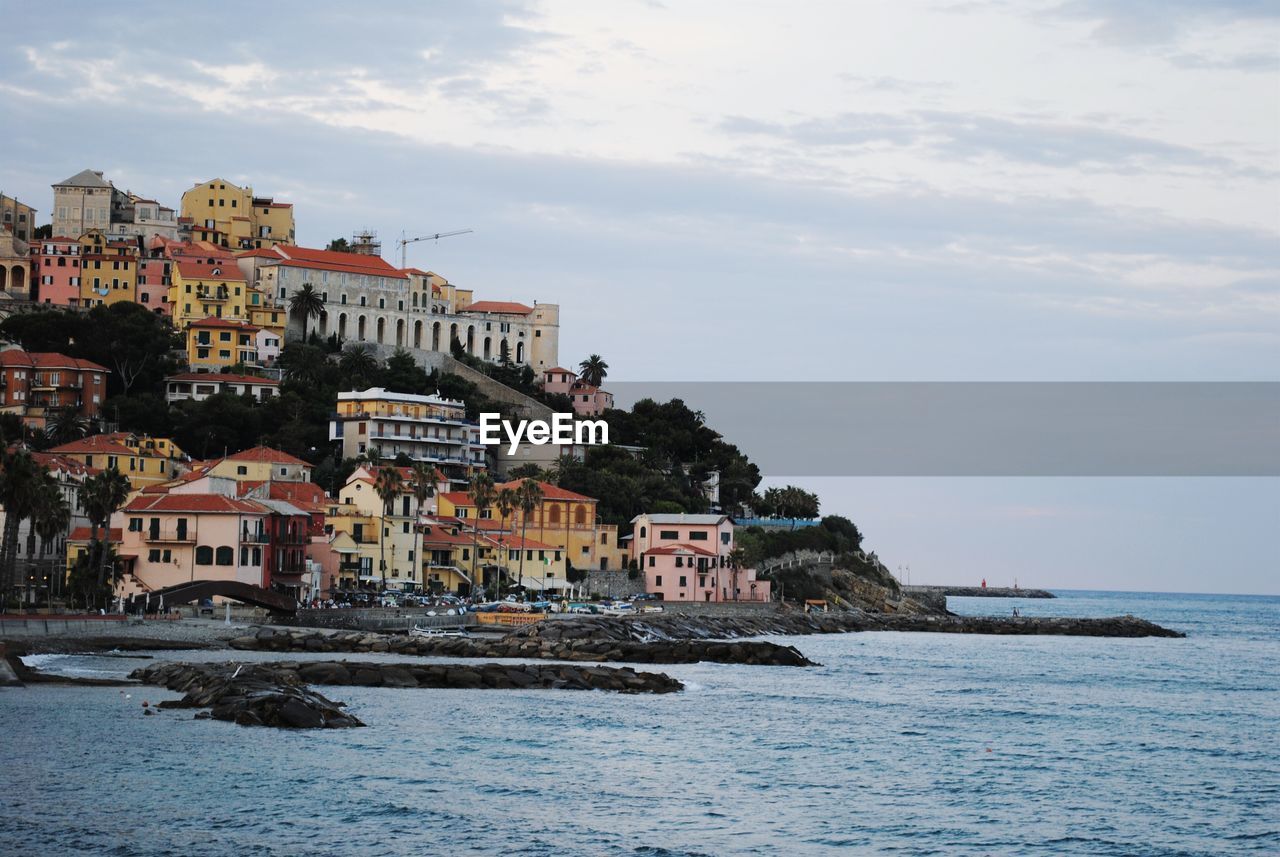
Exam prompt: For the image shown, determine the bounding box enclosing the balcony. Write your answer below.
[146,528,195,543]
[241,530,270,544]
[195,289,230,302]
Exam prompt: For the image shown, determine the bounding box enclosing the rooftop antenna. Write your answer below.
[397,228,474,269]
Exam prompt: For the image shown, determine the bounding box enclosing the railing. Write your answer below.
[145,529,195,543]
[241,531,270,544]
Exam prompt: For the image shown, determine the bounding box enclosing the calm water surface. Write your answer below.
[2,590,1277,856]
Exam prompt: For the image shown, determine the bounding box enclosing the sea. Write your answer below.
[2,590,1277,856]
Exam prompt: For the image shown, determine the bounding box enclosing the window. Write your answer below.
[129,518,143,532]
[574,506,586,525]
[689,532,708,541]
[195,546,213,565]
[639,526,646,538]
[721,532,731,545]
[655,574,663,586]
[648,556,655,567]
[679,576,687,587]
[675,557,683,568]
[148,549,161,562]
[659,530,678,540]
[215,546,234,566]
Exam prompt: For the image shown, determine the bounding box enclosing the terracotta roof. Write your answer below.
[461,301,534,315]
[268,245,407,279]
[0,350,108,373]
[174,260,246,281]
[49,436,136,456]
[484,533,557,550]
[188,317,260,331]
[236,248,280,259]
[645,543,718,557]
[543,367,576,376]
[222,446,309,466]
[124,494,267,514]
[493,480,595,502]
[31,452,94,476]
[166,372,278,385]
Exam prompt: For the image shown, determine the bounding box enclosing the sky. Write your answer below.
[2,1,1277,593]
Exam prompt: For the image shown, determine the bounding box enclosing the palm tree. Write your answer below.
[289,283,325,342]
[0,449,43,604]
[339,344,379,388]
[32,478,70,605]
[578,354,608,387]
[467,472,496,597]
[515,478,543,597]
[410,462,438,591]
[79,467,131,605]
[373,466,404,592]
[726,547,747,603]
[47,408,90,446]
[494,486,517,591]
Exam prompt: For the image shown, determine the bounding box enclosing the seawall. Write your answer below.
[904,586,1056,599]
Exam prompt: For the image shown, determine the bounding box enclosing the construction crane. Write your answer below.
[397,229,473,268]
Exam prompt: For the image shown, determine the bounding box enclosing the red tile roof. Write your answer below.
[646,543,718,557]
[236,248,280,259]
[462,301,534,315]
[174,260,246,281]
[0,350,108,373]
[223,445,309,466]
[494,480,595,502]
[49,436,136,456]
[31,452,95,476]
[266,245,407,280]
[124,494,268,514]
[543,367,576,376]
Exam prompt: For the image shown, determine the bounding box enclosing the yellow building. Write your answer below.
[186,317,262,373]
[169,259,253,328]
[78,230,138,307]
[179,178,295,250]
[48,432,188,489]
[437,480,626,574]
[203,445,313,483]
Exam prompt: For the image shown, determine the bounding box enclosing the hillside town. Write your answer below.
[0,170,820,614]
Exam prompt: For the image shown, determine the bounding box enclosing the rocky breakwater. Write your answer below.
[234,626,814,666]
[132,659,683,728]
[131,662,364,729]
[510,612,1185,642]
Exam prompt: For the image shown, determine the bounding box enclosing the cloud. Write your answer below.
[1049,0,1280,45]
[717,110,1268,177]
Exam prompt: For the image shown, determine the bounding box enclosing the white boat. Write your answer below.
[409,625,469,638]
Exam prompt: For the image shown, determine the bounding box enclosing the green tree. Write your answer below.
[494,486,517,590]
[578,354,609,387]
[79,468,131,602]
[0,449,43,602]
[289,283,325,343]
[32,478,70,605]
[515,478,543,595]
[326,237,351,252]
[467,472,496,596]
[373,466,404,592]
[339,345,378,388]
[46,407,90,446]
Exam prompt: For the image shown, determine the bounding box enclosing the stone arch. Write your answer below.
[432,321,441,351]
[376,316,386,344]
[413,320,423,349]
[449,323,458,350]
[318,310,328,335]
[357,315,367,341]
[466,325,475,355]
[337,313,348,339]
[515,341,524,363]
[483,336,491,360]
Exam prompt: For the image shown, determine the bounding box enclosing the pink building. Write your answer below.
[136,256,172,316]
[30,237,82,306]
[541,367,614,416]
[630,512,771,603]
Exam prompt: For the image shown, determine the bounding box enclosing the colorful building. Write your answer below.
[30,237,83,306]
[542,367,614,416]
[203,446,313,483]
[329,387,486,486]
[47,432,187,489]
[437,480,626,573]
[1,192,37,244]
[185,317,262,372]
[77,230,138,308]
[0,348,109,429]
[630,513,770,603]
[179,178,295,250]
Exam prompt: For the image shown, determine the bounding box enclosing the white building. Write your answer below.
[236,245,560,370]
[164,372,280,404]
[329,387,487,486]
